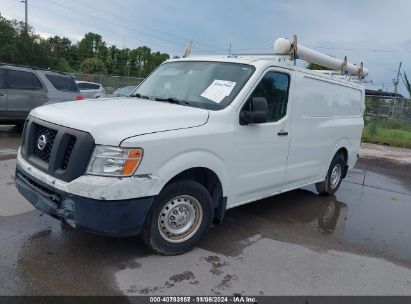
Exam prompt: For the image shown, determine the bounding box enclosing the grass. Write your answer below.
[362,118,411,148]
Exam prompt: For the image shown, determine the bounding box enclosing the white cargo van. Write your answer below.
[15,44,365,255]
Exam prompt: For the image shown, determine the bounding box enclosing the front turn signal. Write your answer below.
[122,149,143,176]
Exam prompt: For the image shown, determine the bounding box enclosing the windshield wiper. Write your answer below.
[132,93,151,99]
[154,97,190,106]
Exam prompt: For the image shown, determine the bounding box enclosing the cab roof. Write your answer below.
[168,55,365,90]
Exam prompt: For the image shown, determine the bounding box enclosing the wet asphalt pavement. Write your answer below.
[1,124,411,295]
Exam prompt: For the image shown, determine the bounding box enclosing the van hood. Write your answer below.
[30,98,209,145]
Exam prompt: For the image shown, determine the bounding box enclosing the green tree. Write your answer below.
[0,14,50,67]
[56,58,74,72]
[80,57,107,74]
[0,15,170,77]
[0,14,18,63]
[77,32,107,60]
[307,62,331,70]
[45,35,74,70]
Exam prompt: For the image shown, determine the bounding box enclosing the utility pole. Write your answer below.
[392,62,402,117]
[21,0,28,31]
[393,62,402,95]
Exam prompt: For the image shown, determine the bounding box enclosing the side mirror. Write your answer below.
[240,97,268,125]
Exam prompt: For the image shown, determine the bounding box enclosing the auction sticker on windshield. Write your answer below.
[201,80,236,103]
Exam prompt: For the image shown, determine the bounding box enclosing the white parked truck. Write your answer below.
[15,42,365,255]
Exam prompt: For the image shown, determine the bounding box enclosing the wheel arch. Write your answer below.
[163,166,227,224]
[153,151,230,224]
[328,138,351,179]
[330,138,351,162]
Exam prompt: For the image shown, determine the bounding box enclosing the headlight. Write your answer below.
[86,146,143,177]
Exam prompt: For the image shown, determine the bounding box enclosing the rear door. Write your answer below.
[6,69,48,119]
[0,69,7,117]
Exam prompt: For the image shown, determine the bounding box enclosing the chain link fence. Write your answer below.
[365,95,411,122]
[69,73,144,94]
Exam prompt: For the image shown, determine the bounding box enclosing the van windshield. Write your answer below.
[133,61,255,110]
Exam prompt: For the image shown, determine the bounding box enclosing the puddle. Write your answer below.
[201,172,411,266]
[346,169,411,194]
[335,180,411,264]
[0,126,21,160]
[9,213,151,295]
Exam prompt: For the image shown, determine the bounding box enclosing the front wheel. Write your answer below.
[141,180,213,255]
[316,153,345,196]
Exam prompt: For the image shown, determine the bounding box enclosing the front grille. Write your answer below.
[23,117,95,182]
[32,124,57,163]
[62,136,76,169]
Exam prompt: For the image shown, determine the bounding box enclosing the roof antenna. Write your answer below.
[341,56,348,75]
[357,62,364,79]
[183,41,193,58]
[289,34,298,65]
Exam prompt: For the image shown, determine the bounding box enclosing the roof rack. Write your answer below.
[231,53,289,61]
[0,62,69,76]
[310,69,370,82]
[273,35,369,79]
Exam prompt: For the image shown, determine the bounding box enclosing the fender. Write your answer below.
[151,150,231,199]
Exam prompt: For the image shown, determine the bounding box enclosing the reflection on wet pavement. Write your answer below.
[345,169,411,194]
[201,179,411,266]
[336,179,411,265]
[7,213,152,295]
[0,125,22,160]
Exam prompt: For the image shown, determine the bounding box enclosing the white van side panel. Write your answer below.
[283,74,364,190]
[334,85,362,117]
[301,78,335,117]
[301,78,362,118]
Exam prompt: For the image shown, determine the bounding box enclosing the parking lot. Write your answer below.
[1,124,411,296]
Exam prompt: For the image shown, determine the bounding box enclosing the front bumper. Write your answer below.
[15,165,154,237]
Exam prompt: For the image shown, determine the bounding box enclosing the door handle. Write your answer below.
[278,130,288,136]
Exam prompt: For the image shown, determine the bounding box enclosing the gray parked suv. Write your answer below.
[0,64,83,125]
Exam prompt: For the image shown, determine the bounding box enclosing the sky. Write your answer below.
[1,0,411,96]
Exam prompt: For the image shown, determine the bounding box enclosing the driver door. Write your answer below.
[231,69,293,205]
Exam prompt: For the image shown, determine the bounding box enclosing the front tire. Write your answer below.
[316,153,345,196]
[141,180,213,255]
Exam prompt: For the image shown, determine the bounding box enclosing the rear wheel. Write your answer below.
[141,180,213,255]
[316,153,345,196]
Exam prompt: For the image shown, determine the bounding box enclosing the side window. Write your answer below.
[45,74,79,92]
[86,83,99,90]
[77,83,98,90]
[249,71,290,122]
[6,70,43,90]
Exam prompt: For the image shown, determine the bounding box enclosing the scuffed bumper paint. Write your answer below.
[16,150,162,201]
[15,165,154,237]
